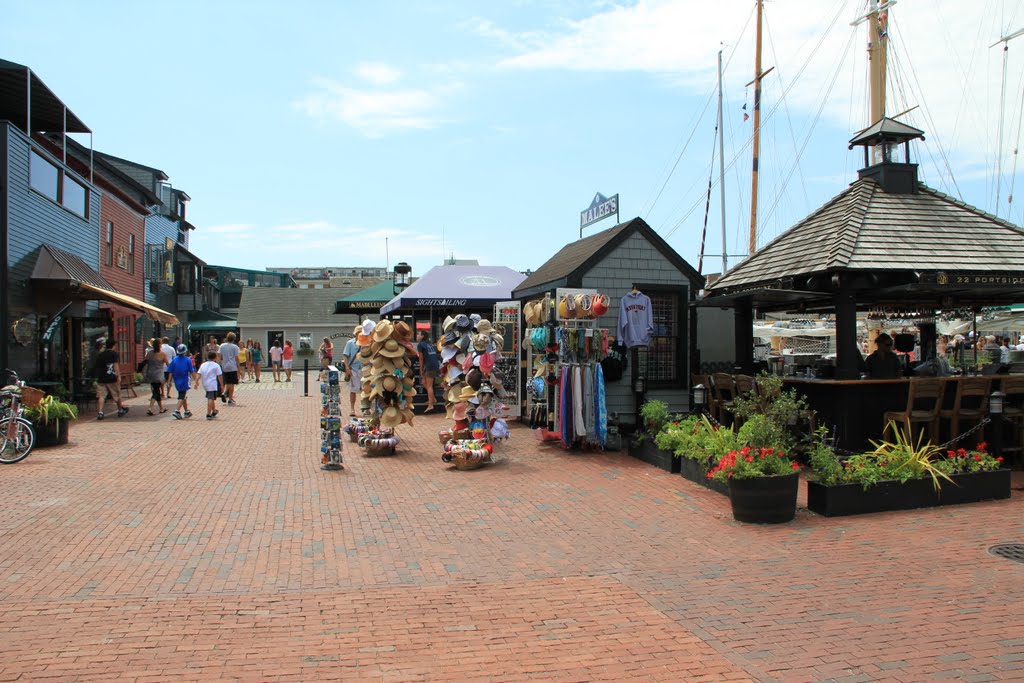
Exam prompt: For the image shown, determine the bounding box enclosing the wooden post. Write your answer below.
[748,0,764,257]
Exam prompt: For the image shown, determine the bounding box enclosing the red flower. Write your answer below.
[974,454,982,461]
[976,442,988,452]
[791,462,801,470]
[997,456,1004,462]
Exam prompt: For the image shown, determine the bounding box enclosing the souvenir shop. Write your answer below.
[513,217,705,439]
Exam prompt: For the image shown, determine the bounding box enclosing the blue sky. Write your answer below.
[4,0,1024,278]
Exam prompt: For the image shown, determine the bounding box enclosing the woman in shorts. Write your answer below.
[252,341,264,382]
[269,340,284,381]
[282,340,294,381]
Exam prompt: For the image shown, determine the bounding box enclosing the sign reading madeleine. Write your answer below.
[580,193,619,230]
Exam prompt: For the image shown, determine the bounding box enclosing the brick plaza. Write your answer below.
[1,376,1022,682]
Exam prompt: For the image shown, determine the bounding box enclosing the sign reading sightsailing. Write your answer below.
[580,193,619,231]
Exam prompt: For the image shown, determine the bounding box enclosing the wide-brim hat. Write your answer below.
[473,333,490,352]
[358,346,374,360]
[466,368,483,390]
[457,385,478,402]
[446,383,466,404]
[469,314,481,326]
[372,357,400,372]
[373,320,395,342]
[352,324,362,335]
[442,316,457,333]
[440,346,458,364]
[490,333,504,351]
[357,333,374,346]
[441,330,458,346]
[380,406,403,428]
[454,314,472,331]
[379,339,405,358]
[394,321,413,341]
[379,375,399,392]
[476,319,493,335]
[452,402,470,421]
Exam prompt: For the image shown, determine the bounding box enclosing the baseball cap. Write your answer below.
[176,344,188,355]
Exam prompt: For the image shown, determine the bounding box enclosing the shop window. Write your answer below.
[176,262,196,294]
[105,222,114,266]
[635,289,684,387]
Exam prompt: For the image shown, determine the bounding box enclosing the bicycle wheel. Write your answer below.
[0,417,35,463]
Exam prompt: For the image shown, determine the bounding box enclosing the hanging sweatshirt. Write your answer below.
[617,291,654,348]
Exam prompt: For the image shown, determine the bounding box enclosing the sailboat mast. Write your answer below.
[748,0,764,256]
[868,0,888,123]
[718,49,727,275]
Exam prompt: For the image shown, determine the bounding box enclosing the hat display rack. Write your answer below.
[319,366,343,471]
[355,319,417,456]
[436,313,511,470]
[523,288,610,450]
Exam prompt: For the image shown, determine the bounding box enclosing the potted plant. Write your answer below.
[628,400,679,472]
[23,395,78,447]
[132,372,144,385]
[655,414,737,494]
[707,414,802,523]
[806,424,1011,516]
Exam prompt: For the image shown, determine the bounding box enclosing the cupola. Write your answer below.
[848,117,925,194]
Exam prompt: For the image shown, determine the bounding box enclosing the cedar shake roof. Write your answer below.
[514,217,703,296]
[708,177,1024,293]
[237,282,387,326]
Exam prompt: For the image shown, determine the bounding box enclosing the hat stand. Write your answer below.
[355,319,417,457]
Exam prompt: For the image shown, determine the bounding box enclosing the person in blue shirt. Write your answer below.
[416,330,440,412]
[168,344,198,419]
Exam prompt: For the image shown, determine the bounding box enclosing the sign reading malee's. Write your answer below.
[580,193,619,229]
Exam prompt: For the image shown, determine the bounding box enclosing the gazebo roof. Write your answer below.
[708,177,1024,297]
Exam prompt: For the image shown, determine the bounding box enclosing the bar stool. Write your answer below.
[711,373,736,426]
[882,378,945,444]
[939,377,991,447]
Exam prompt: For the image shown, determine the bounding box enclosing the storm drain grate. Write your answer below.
[989,544,1024,564]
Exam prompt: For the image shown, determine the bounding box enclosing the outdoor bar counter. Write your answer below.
[784,377,914,452]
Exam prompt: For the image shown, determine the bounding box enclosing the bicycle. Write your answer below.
[1,369,36,464]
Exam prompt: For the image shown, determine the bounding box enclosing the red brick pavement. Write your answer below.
[0,374,1021,681]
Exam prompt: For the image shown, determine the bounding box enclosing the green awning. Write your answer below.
[188,320,237,331]
[335,280,399,314]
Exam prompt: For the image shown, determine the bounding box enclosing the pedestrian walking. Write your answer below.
[252,342,263,382]
[341,326,363,417]
[218,332,241,405]
[168,344,198,419]
[319,337,334,368]
[416,330,440,412]
[282,340,294,382]
[160,337,176,399]
[205,336,219,360]
[196,351,223,420]
[144,338,169,415]
[93,338,129,420]
[269,340,283,381]
[237,341,249,382]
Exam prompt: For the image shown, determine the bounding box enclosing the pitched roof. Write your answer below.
[31,245,114,290]
[514,217,703,296]
[237,285,378,325]
[849,117,925,147]
[708,177,1024,292]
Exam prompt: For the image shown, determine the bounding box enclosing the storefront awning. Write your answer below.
[187,319,237,331]
[78,283,179,325]
[380,265,527,315]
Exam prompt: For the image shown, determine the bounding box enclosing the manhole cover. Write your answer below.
[989,544,1024,564]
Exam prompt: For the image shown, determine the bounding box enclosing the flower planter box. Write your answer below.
[807,469,1012,517]
[678,456,729,496]
[628,439,680,473]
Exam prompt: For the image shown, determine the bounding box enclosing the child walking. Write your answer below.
[168,344,198,419]
[196,351,224,420]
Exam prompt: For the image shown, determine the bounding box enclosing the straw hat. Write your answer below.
[457,385,478,402]
[352,324,362,335]
[373,320,395,342]
[394,321,413,341]
[380,406,403,428]
[378,339,405,358]
[476,319,493,335]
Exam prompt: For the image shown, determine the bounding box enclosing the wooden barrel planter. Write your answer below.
[728,472,800,524]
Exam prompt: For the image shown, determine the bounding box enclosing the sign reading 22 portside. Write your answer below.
[580,193,619,229]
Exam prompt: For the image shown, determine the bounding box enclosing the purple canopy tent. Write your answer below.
[379,266,526,315]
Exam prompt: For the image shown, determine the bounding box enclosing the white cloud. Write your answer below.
[355,62,402,85]
[293,76,462,137]
[474,0,1023,167]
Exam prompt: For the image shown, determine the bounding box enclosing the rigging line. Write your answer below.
[763,5,810,212]
[640,7,755,218]
[997,40,1010,215]
[1005,74,1024,212]
[697,119,719,274]
[661,0,849,240]
[760,25,858,233]
[890,21,964,200]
